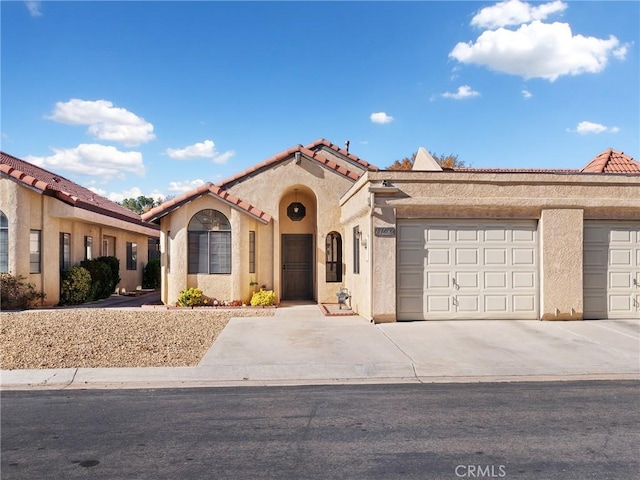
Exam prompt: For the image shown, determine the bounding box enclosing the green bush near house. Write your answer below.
[97,256,120,295]
[178,287,205,307]
[59,266,92,306]
[80,259,113,300]
[250,289,276,307]
[0,273,46,310]
[143,258,161,289]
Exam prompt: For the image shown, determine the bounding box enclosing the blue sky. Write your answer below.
[2,0,638,202]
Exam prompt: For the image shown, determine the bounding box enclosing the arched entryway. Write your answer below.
[278,186,317,301]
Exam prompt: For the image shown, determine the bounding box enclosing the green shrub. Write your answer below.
[80,259,113,300]
[59,266,92,306]
[143,258,161,289]
[97,256,120,294]
[250,289,276,307]
[178,287,204,307]
[0,273,46,310]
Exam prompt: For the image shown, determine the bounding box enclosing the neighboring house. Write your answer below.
[1,151,160,306]
[144,140,639,322]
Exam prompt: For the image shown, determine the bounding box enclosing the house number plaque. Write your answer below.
[374,227,396,237]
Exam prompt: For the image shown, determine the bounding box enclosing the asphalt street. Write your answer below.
[2,380,638,480]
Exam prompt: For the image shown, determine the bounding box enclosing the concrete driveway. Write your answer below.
[2,303,638,389]
[199,304,639,382]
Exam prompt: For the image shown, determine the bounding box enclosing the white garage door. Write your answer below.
[584,222,640,319]
[397,220,538,320]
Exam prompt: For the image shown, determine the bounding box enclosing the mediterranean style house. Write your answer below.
[142,139,640,322]
[2,141,638,319]
[1,151,160,306]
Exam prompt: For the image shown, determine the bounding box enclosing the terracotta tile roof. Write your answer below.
[1,151,157,228]
[305,138,379,171]
[580,149,640,173]
[216,142,364,188]
[142,183,272,224]
[454,167,580,174]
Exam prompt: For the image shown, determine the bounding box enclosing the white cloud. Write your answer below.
[168,179,207,193]
[569,121,620,135]
[442,85,480,100]
[522,89,533,98]
[103,187,166,203]
[370,112,394,124]
[450,21,623,81]
[25,144,145,179]
[166,139,235,164]
[48,99,155,146]
[25,1,42,17]
[471,0,566,29]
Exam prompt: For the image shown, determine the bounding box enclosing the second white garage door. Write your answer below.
[397,220,539,320]
[584,222,640,319]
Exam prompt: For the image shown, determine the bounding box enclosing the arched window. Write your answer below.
[188,209,231,274]
[0,211,8,273]
[326,231,342,282]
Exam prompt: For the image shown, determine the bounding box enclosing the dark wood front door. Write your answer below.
[282,234,313,300]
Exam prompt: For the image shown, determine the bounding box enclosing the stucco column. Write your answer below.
[371,207,397,323]
[540,209,584,320]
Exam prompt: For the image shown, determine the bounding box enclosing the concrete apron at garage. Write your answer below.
[199,304,639,382]
[2,304,638,389]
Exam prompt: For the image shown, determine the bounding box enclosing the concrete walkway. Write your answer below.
[1,304,638,390]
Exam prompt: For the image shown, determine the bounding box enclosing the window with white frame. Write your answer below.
[60,232,71,271]
[30,230,41,274]
[188,209,231,274]
[249,231,256,274]
[126,242,137,270]
[0,211,8,273]
[85,236,93,261]
[326,231,342,282]
[353,226,360,274]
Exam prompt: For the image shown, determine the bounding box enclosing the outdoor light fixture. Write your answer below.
[287,189,306,221]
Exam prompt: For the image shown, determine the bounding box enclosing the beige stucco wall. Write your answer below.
[1,177,158,306]
[339,177,374,320]
[539,209,584,320]
[341,171,640,322]
[226,155,357,304]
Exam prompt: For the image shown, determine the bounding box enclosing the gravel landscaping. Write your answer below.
[0,308,274,370]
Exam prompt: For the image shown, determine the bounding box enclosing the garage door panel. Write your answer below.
[398,225,426,242]
[513,271,535,289]
[398,271,423,289]
[584,247,607,267]
[513,248,535,265]
[485,228,506,242]
[485,249,507,265]
[455,248,479,265]
[456,228,479,242]
[397,219,538,320]
[484,295,507,312]
[485,271,506,288]
[512,227,536,242]
[610,272,632,289]
[610,229,632,243]
[398,248,425,267]
[455,272,479,289]
[513,295,536,312]
[426,227,450,242]
[456,296,479,312]
[427,272,450,289]
[584,221,640,319]
[427,296,452,313]
[610,249,632,266]
[609,295,632,312]
[427,248,450,265]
